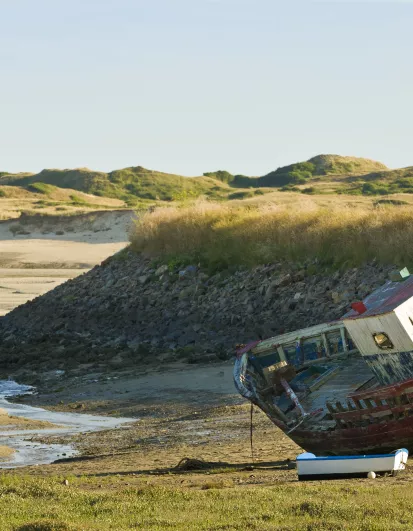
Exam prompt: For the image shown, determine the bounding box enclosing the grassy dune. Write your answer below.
[1,474,413,530]
[0,167,233,203]
[2,155,413,223]
[0,185,125,220]
[130,200,413,271]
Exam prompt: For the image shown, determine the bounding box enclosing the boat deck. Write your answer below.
[299,356,377,415]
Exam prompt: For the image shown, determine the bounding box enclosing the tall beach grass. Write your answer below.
[130,201,413,271]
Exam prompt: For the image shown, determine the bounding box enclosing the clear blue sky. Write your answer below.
[1,0,412,176]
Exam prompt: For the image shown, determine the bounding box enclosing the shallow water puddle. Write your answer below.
[0,380,135,468]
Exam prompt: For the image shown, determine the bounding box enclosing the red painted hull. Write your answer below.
[288,415,413,455]
[283,377,413,455]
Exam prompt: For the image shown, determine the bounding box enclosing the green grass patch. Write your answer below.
[26,182,58,195]
[69,194,92,207]
[1,475,413,530]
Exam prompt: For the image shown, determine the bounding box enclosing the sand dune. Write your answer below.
[0,211,135,316]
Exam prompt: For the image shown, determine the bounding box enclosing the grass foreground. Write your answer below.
[1,473,413,530]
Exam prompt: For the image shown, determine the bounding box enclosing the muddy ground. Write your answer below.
[6,361,306,487]
[8,360,413,490]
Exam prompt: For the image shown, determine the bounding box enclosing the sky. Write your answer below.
[0,0,412,176]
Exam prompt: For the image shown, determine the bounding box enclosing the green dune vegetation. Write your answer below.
[0,166,232,204]
[4,154,413,244]
[2,155,413,210]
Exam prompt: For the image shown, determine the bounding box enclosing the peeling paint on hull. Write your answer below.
[363,351,413,386]
[291,415,413,456]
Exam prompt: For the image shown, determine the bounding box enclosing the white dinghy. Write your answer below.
[296,448,408,481]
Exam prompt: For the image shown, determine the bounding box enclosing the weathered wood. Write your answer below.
[353,399,363,410]
[297,349,358,369]
[333,403,413,422]
[350,377,413,401]
[277,345,287,362]
[346,399,356,411]
[252,321,345,355]
[340,327,349,352]
[394,395,402,406]
[322,333,330,358]
[335,401,346,412]
[364,398,375,409]
[345,311,413,357]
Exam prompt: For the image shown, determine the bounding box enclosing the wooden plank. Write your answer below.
[333,403,413,422]
[252,321,345,355]
[335,401,346,412]
[340,327,349,352]
[353,399,363,410]
[346,399,356,411]
[364,399,374,409]
[344,311,413,356]
[277,345,287,362]
[350,377,413,401]
[322,333,330,358]
[299,349,358,369]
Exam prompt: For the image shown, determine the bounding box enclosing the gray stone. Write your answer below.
[155,265,169,276]
[179,285,197,299]
[275,274,292,287]
[109,354,123,367]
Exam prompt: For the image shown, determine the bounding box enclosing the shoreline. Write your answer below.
[0,382,136,469]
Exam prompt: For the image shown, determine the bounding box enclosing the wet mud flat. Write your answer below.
[6,363,303,484]
[0,380,135,468]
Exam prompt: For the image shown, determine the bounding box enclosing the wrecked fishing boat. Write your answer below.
[234,268,413,455]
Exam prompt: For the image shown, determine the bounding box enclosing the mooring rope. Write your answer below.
[250,402,254,464]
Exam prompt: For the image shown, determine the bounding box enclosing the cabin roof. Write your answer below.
[251,320,344,354]
[343,275,413,320]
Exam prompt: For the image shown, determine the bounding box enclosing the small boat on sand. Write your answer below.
[234,268,413,455]
[296,448,408,480]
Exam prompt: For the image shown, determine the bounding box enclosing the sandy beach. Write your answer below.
[0,210,134,316]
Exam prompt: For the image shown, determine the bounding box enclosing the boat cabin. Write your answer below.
[251,321,355,372]
[246,269,413,387]
[343,273,413,385]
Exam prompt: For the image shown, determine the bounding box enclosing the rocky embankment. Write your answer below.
[0,248,393,377]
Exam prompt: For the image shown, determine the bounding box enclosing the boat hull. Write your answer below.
[290,416,413,456]
[234,353,413,455]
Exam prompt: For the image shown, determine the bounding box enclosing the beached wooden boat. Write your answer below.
[234,269,413,455]
[296,448,408,480]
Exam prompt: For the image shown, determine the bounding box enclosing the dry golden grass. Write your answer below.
[0,415,59,430]
[0,446,15,461]
[0,185,125,220]
[130,198,413,270]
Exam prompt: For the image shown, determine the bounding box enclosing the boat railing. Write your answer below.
[251,322,358,372]
[326,378,413,428]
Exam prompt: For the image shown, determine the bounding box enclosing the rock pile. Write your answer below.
[0,248,393,372]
